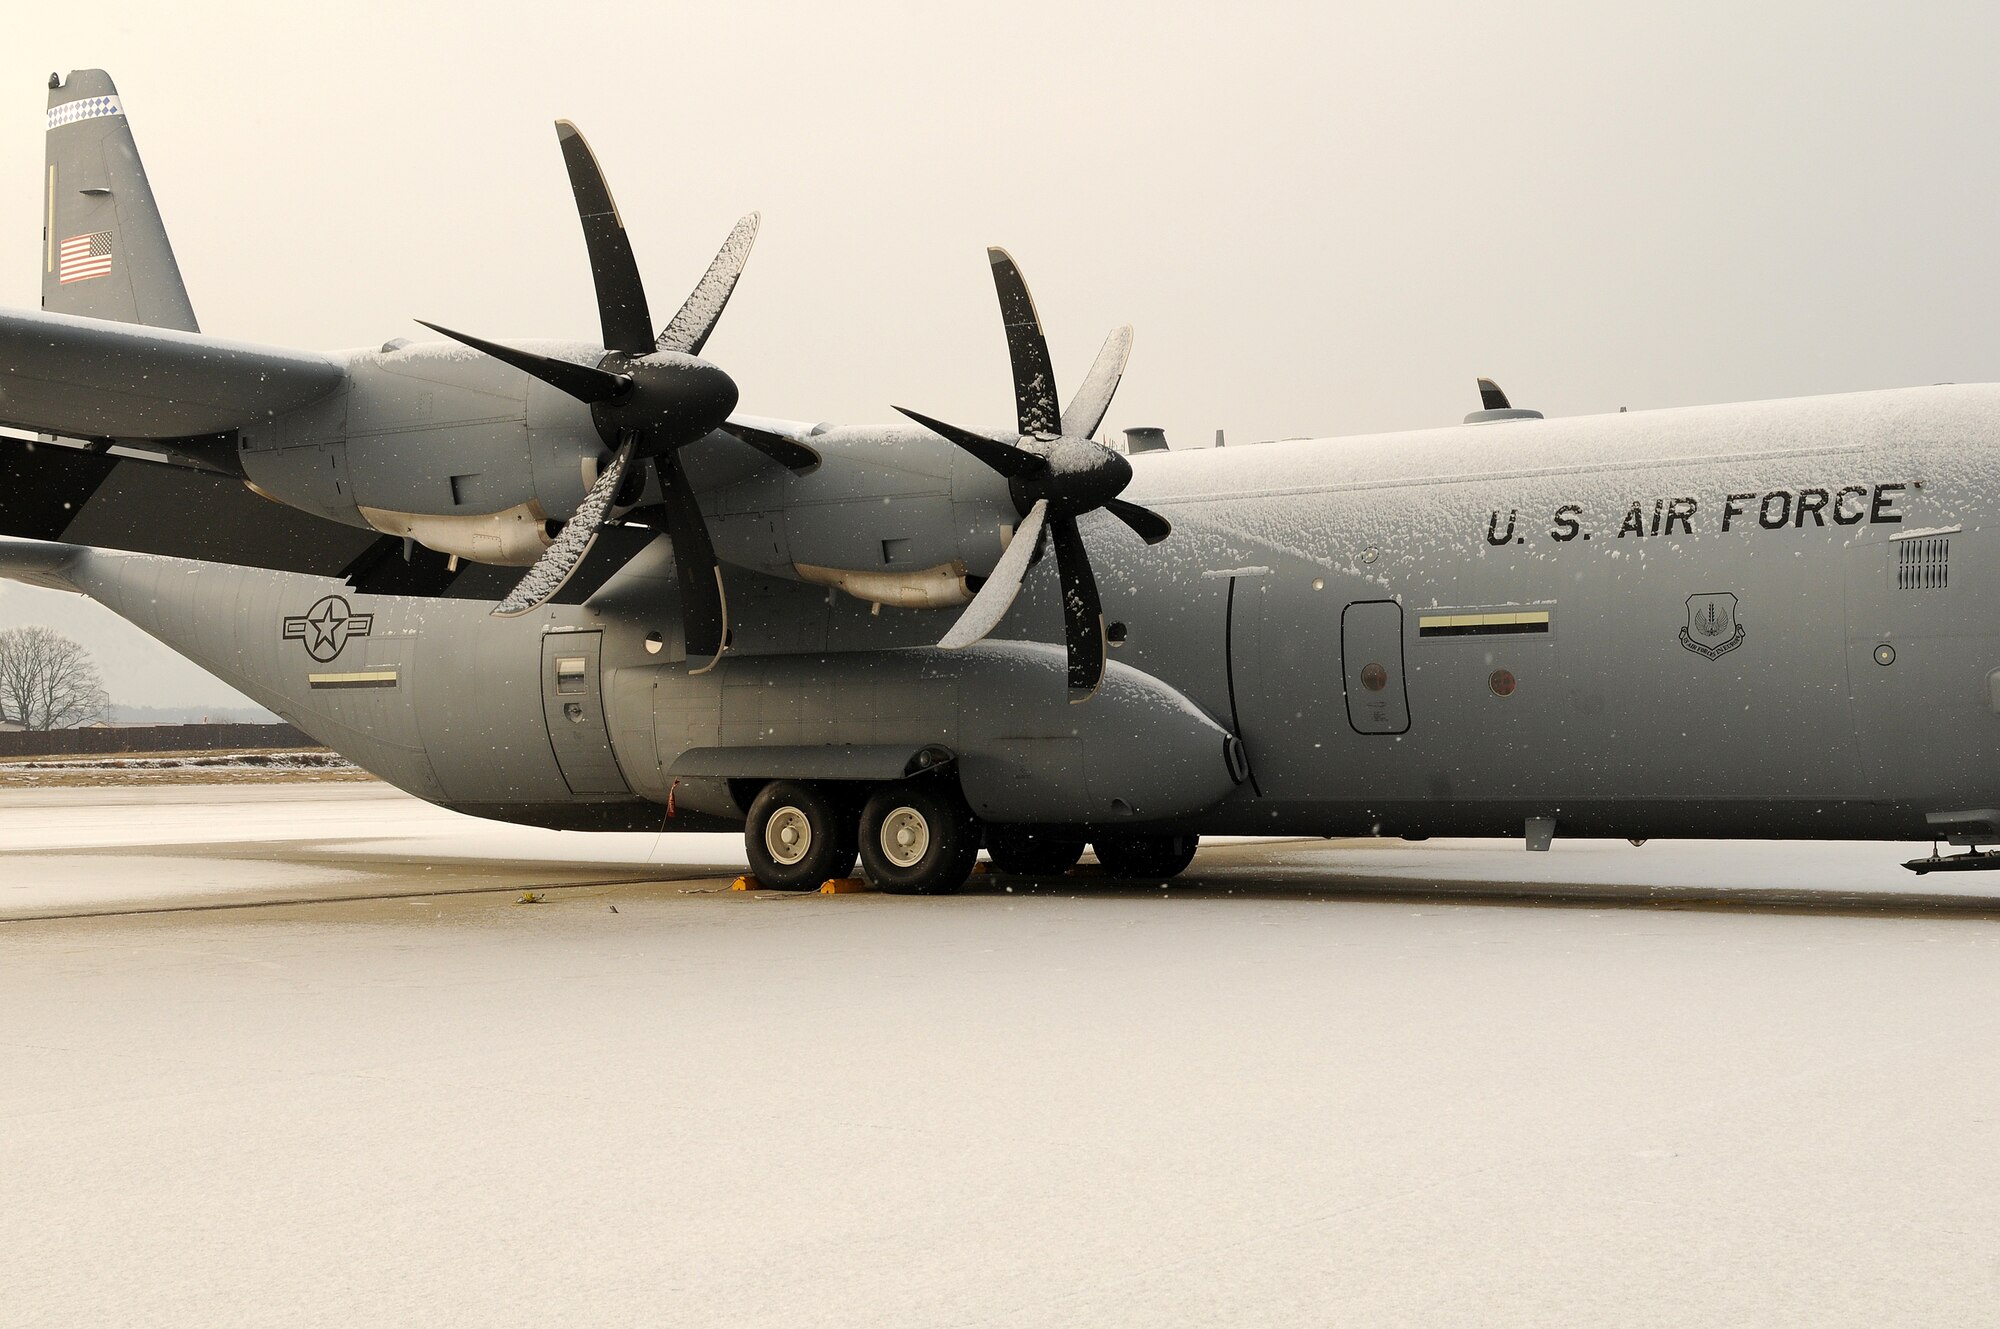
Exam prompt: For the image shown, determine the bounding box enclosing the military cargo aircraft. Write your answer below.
[4,70,1994,892]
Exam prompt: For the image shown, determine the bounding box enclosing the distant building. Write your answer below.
[0,719,22,733]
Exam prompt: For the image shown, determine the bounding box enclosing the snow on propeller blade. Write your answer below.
[896,248,1171,703]
[418,121,818,671]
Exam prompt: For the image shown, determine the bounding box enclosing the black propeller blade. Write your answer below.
[1104,496,1172,546]
[893,406,1046,480]
[493,434,635,617]
[652,450,727,670]
[555,119,653,355]
[416,321,633,403]
[658,212,759,357]
[420,121,803,657]
[1046,512,1105,695]
[720,419,822,474]
[988,248,1062,437]
[895,248,1172,701]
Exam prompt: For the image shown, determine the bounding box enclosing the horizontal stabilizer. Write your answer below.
[0,306,345,442]
[0,535,82,592]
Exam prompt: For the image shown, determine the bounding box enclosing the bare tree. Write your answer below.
[0,625,109,730]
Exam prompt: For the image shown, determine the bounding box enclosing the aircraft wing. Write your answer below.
[0,434,658,603]
[2,436,374,568]
[0,305,345,444]
[0,305,660,603]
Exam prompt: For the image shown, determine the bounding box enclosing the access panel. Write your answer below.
[540,630,631,795]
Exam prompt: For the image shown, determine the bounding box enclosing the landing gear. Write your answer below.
[744,781,856,891]
[986,825,1086,877]
[858,782,980,895]
[1093,832,1200,881]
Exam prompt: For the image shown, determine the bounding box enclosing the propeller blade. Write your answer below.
[986,247,1062,437]
[655,449,728,673]
[417,321,632,404]
[1061,326,1133,439]
[657,213,760,356]
[1046,514,1106,699]
[938,499,1049,650]
[492,435,634,618]
[554,120,654,355]
[894,407,1047,480]
[1104,497,1172,545]
[721,420,821,474]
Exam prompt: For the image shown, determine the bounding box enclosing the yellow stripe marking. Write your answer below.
[1418,610,1552,632]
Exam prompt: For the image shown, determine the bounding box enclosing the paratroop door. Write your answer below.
[541,631,630,795]
[1340,600,1410,735]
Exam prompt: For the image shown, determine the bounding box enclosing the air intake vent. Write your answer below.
[1897,536,1949,590]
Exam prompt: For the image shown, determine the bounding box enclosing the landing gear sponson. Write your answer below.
[741,782,1202,894]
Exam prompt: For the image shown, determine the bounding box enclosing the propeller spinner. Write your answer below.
[420,121,817,669]
[896,249,1171,701]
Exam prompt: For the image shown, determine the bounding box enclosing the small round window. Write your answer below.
[1360,663,1389,692]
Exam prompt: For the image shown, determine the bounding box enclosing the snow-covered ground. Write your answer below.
[0,784,742,917]
[0,750,353,773]
[3,786,1998,1326]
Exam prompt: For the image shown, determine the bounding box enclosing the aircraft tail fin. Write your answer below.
[41,70,198,333]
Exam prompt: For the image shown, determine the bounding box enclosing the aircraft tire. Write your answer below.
[1093,832,1200,882]
[858,782,979,895]
[745,781,857,890]
[986,826,1086,877]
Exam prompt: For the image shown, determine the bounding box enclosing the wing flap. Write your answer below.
[0,306,346,440]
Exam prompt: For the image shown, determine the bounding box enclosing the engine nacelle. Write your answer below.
[703,423,1022,608]
[238,339,613,548]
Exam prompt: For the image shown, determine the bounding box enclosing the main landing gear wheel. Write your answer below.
[986,826,1086,877]
[744,781,856,891]
[1093,832,1200,882]
[859,783,979,895]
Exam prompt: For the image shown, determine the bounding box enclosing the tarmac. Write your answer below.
[4,784,1998,1325]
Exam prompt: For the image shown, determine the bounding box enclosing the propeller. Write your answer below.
[895,248,1171,701]
[420,120,817,669]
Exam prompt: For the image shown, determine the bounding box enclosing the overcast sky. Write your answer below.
[4,0,1999,707]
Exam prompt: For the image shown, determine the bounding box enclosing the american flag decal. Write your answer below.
[58,232,113,284]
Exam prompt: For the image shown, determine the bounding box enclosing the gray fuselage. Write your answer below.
[25,381,1999,845]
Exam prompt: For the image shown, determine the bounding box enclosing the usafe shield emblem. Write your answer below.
[1680,592,1745,661]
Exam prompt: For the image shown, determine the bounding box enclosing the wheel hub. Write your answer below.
[765,806,813,866]
[880,807,931,868]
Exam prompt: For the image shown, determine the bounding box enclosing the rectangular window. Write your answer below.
[555,656,588,695]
